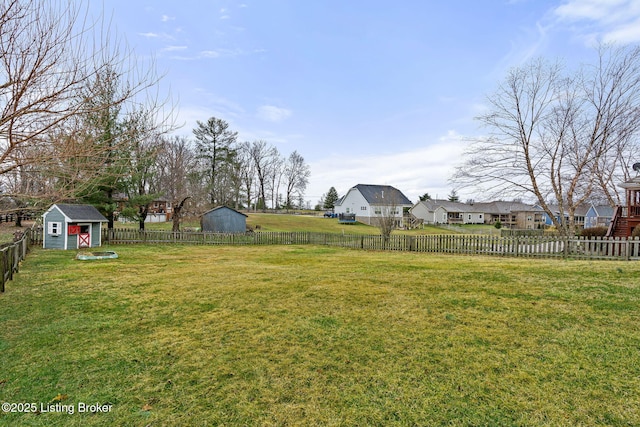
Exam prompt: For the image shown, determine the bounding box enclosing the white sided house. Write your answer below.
[42,204,108,250]
[334,184,413,227]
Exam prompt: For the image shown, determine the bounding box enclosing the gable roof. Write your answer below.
[202,206,248,217]
[417,199,484,213]
[474,201,541,215]
[352,184,412,206]
[590,204,614,217]
[46,204,108,222]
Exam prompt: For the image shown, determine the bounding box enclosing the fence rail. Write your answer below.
[0,227,35,292]
[101,229,640,261]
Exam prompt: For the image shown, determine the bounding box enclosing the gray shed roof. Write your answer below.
[353,184,412,205]
[202,206,248,217]
[52,204,108,222]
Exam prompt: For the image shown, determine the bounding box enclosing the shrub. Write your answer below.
[494,220,502,229]
[581,226,608,238]
[632,226,640,238]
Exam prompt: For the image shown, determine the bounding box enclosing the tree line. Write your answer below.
[0,1,310,231]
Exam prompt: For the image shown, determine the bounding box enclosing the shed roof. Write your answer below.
[202,206,248,217]
[48,204,108,222]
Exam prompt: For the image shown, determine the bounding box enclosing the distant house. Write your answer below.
[539,204,590,229]
[584,204,614,229]
[334,184,413,227]
[201,206,247,233]
[147,198,173,222]
[114,193,173,223]
[474,201,545,229]
[410,199,485,225]
[42,204,108,250]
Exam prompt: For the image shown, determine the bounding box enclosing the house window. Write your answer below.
[375,209,381,215]
[361,206,367,210]
[346,208,350,213]
[468,215,472,220]
[48,221,61,236]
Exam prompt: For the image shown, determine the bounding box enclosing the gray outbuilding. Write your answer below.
[42,204,108,250]
[201,206,247,233]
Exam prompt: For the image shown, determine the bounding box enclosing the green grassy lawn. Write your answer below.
[124,213,455,235]
[1,245,639,425]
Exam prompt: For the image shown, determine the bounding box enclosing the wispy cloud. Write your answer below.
[553,0,640,43]
[138,31,176,41]
[139,32,160,38]
[161,14,175,22]
[257,105,292,122]
[162,45,188,52]
[307,130,467,202]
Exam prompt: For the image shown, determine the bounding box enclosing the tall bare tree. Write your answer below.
[283,150,310,210]
[0,1,174,218]
[156,136,197,232]
[237,141,257,210]
[248,140,278,211]
[453,44,640,235]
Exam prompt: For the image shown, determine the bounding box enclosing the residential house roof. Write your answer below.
[416,199,483,213]
[474,201,541,215]
[543,203,591,217]
[590,204,614,217]
[350,184,412,206]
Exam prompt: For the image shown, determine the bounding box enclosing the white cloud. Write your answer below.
[162,45,188,52]
[200,50,222,58]
[601,17,640,43]
[161,15,175,22]
[553,0,640,43]
[138,32,160,38]
[257,105,292,122]
[306,131,468,203]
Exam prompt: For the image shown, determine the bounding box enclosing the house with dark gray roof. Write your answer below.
[42,204,108,249]
[334,184,413,227]
[410,199,486,225]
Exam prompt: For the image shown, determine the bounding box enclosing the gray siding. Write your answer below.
[43,207,66,249]
[43,205,105,249]
[91,223,102,246]
[201,208,246,233]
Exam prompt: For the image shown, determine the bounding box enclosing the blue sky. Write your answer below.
[95,0,640,205]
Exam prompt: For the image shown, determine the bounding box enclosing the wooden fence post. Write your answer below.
[0,249,5,293]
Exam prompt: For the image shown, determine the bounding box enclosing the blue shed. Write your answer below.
[201,206,247,233]
[42,204,108,250]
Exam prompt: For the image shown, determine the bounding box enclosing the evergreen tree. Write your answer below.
[193,117,238,206]
[323,187,339,209]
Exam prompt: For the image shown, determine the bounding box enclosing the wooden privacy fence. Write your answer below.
[0,227,35,292]
[102,229,640,261]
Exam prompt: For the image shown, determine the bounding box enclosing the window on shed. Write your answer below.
[48,221,62,236]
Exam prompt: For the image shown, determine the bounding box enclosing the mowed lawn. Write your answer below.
[1,245,639,426]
